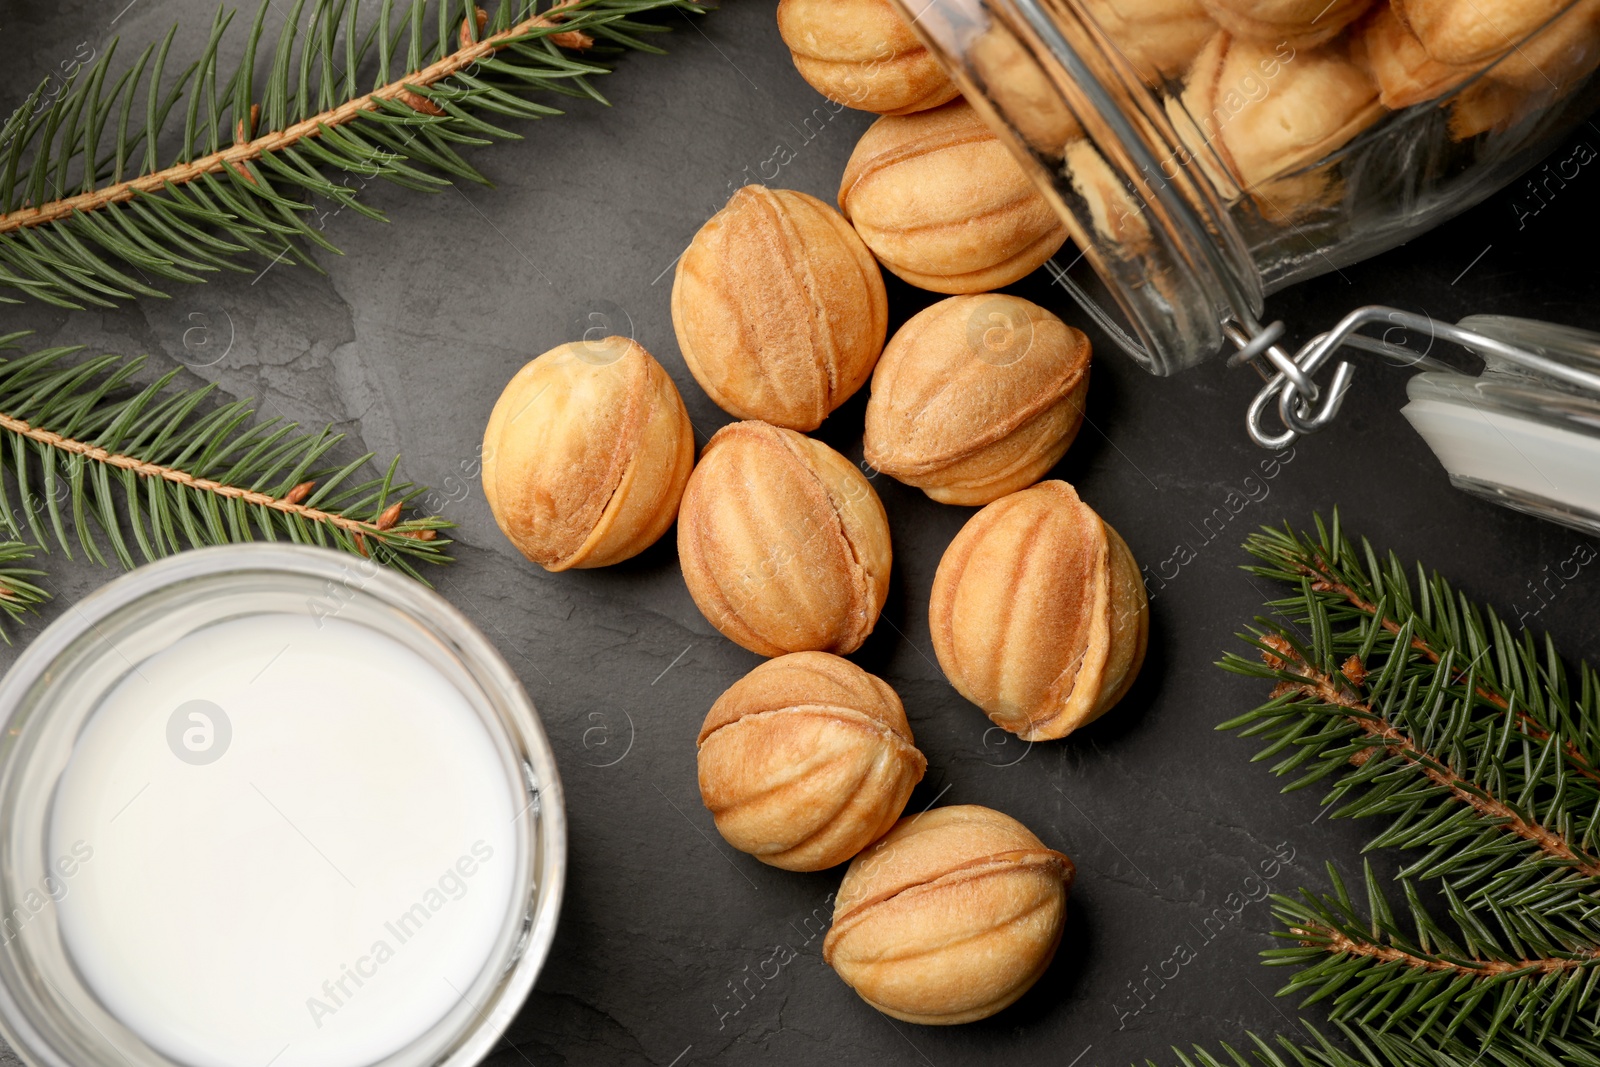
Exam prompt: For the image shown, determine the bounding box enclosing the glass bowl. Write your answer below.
[0,544,565,1067]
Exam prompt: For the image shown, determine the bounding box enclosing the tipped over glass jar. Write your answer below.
[892,0,1600,378]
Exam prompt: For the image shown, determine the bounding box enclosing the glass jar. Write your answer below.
[896,0,1600,376]
[0,545,565,1067]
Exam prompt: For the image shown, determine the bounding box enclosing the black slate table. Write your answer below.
[2,2,1598,1064]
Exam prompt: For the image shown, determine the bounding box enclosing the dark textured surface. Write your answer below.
[2,2,1599,1065]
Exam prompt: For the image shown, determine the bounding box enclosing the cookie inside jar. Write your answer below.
[902,0,1600,374]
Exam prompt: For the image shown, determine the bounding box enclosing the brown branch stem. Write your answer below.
[0,7,590,235]
[0,410,409,538]
[1297,921,1600,976]
[1262,635,1600,878]
[1292,550,1600,788]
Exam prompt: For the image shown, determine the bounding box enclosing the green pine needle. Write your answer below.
[1150,1017,1600,1067]
[0,0,704,308]
[1161,511,1600,1066]
[0,539,49,640]
[0,330,453,638]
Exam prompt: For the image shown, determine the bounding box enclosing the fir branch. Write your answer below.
[1221,516,1600,926]
[0,540,49,639]
[1266,861,1600,1043]
[1303,920,1597,977]
[1256,631,1600,878]
[0,0,703,308]
[1152,1018,1600,1067]
[1199,511,1600,1059]
[1259,529,1600,787]
[0,331,451,597]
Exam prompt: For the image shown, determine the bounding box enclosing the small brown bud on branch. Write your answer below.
[460,7,490,49]
[396,88,445,116]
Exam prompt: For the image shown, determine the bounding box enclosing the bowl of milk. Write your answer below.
[0,545,565,1067]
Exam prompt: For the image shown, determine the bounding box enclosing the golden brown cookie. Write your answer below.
[1198,0,1373,47]
[823,805,1074,1024]
[1395,0,1570,65]
[1084,0,1218,80]
[672,186,888,432]
[1184,33,1380,218]
[970,21,1084,156]
[1064,139,1154,252]
[1446,78,1530,139]
[864,294,1090,505]
[1355,3,1481,108]
[481,338,694,570]
[778,0,961,115]
[697,653,926,871]
[678,421,892,657]
[839,100,1070,293]
[929,480,1148,740]
[1482,0,1600,93]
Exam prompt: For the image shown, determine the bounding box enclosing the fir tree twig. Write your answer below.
[1264,533,1600,786]
[0,540,49,639]
[1265,859,1600,1043]
[1254,631,1600,877]
[1152,1016,1600,1067]
[0,331,452,626]
[0,0,703,308]
[1163,511,1600,1066]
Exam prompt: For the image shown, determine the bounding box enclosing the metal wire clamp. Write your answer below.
[1230,306,1600,449]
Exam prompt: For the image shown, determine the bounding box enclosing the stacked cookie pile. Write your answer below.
[479,0,1306,1027]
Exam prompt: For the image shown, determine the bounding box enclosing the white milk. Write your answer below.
[49,613,520,1067]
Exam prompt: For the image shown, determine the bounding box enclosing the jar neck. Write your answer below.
[902,0,1266,374]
